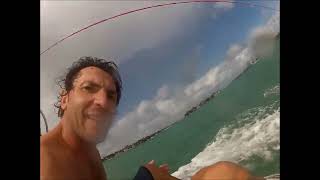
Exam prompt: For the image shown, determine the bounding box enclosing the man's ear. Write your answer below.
[60,90,69,111]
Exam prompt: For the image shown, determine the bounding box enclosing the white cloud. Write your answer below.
[97,48,252,156]
[226,44,244,61]
[40,1,204,60]
[155,85,170,100]
[248,11,279,58]
[40,1,236,135]
[97,11,279,156]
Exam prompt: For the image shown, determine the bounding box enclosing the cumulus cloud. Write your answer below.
[98,48,252,156]
[155,85,170,100]
[40,1,232,61]
[225,44,245,61]
[97,11,279,156]
[248,11,279,58]
[40,1,236,135]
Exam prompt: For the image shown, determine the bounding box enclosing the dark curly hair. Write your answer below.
[54,56,122,118]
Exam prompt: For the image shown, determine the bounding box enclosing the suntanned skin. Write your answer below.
[144,160,265,180]
[191,161,265,180]
[41,67,118,180]
[40,124,107,180]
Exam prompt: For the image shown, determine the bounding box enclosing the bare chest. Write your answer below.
[53,152,106,180]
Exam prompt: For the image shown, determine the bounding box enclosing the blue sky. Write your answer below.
[117,1,276,118]
[40,1,279,155]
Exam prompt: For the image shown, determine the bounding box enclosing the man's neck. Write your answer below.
[59,118,95,154]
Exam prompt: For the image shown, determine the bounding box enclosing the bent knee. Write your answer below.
[191,161,252,180]
[209,161,244,171]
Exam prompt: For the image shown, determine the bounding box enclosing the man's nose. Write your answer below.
[94,90,109,109]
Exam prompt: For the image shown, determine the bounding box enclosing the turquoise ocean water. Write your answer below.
[103,39,280,180]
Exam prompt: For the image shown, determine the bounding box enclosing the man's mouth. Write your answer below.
[87,114,105,121]
[86,111,113,121]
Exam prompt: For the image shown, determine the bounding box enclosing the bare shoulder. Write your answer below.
[41,133,54,158]
[40,133,65,180]
[40,133,60,159]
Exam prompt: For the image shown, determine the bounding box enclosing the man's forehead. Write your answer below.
[75,67,115,87]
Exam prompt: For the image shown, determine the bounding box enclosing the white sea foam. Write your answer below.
[264,84,280,98]
[172,104,280,179]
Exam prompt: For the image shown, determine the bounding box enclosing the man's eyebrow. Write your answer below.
[81,81,100,87]
[80,81,116,94]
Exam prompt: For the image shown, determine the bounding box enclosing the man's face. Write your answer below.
[61,66,117,144]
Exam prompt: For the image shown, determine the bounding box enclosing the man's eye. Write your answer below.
[83,86,95,92]
[108,94,116,101]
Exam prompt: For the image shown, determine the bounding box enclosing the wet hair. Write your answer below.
[54,56,122,118]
